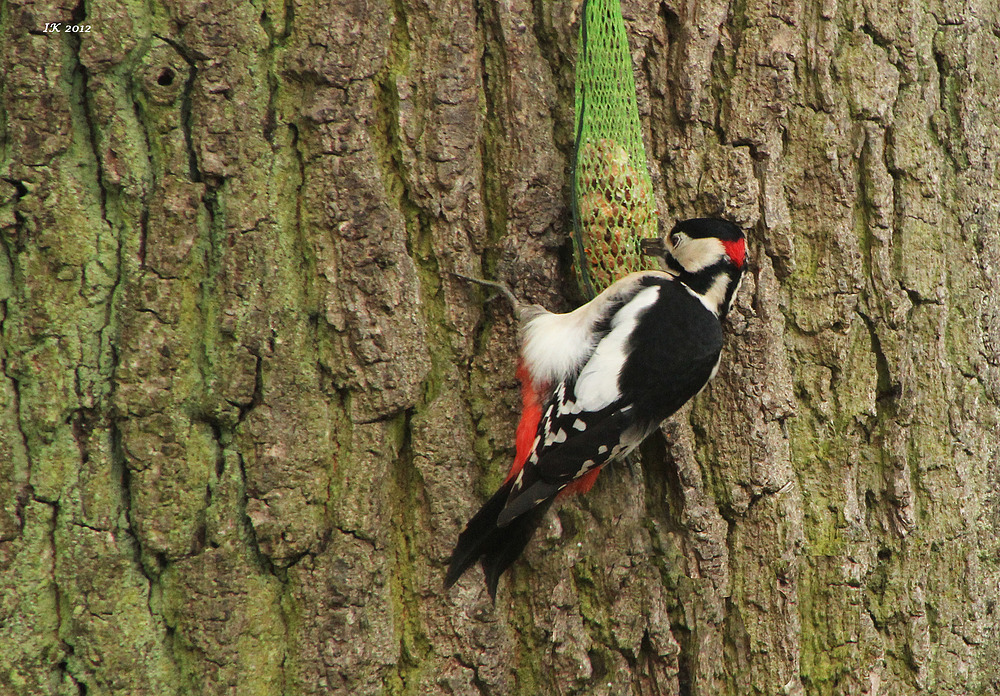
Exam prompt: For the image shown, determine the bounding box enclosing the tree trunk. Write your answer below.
[1,0,998,694]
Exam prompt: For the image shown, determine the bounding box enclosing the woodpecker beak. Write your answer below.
[640,236,682,276]
[639,237,668,258]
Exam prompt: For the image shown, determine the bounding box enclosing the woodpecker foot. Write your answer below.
[450,272,520,312]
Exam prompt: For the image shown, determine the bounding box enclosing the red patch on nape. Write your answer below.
[505,361,545,484]
[722,238,746,268]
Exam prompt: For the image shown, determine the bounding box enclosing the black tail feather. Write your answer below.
[445,479,552,600]
[480,501,552,600]
[445,481,514,589]
[496,479,561,528]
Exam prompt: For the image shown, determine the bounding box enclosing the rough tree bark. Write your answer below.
[1,0,998,694]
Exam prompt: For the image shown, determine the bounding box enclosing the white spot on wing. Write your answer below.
[572,418,587,431]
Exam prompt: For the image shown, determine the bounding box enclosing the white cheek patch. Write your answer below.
[672,236,726,273]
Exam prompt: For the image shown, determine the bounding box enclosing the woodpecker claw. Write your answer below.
[450,272,521,312]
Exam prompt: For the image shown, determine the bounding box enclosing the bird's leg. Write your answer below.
[450,272,521,313]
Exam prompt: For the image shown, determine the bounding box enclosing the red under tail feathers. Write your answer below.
[505,361,544,484]
[562,467,603,495]
[504,362,604,495]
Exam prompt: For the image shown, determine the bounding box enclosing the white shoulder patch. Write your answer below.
[520,272,666,386]
[572,284,661,411]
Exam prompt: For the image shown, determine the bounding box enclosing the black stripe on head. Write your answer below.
[665,218,746,318]
[670,218,743,242]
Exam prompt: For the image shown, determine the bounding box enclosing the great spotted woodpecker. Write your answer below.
[446,218,747,599]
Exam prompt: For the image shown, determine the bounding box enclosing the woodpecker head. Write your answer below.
[645,218,747,317]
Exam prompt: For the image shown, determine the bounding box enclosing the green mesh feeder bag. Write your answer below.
[572,0,659,298]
